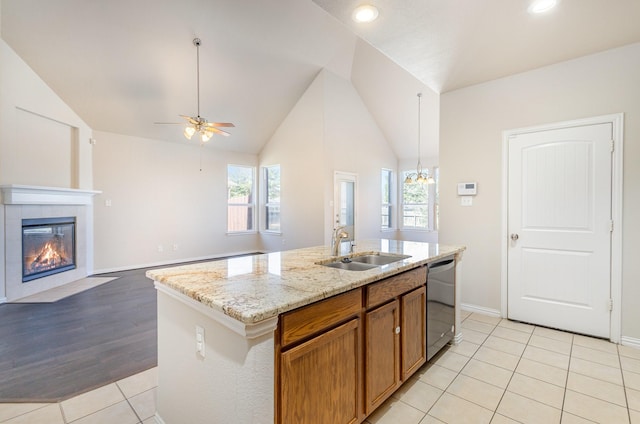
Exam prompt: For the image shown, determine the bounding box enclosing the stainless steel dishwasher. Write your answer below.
[427,256,455,360]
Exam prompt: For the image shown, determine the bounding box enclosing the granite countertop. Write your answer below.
[147,239,465,324]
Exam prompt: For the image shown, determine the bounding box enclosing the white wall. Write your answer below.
[92,132,260,272]
[440,43,640,339]
[0,39,93,188]
[322,71,398,245]
[259,73,326,252]
[0,37,94,298]
[259,70,398,252]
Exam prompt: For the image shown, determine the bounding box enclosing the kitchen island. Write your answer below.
[147,239,465,424]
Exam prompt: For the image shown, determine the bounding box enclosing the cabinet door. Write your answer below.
[401,286,427,380]
[365,299,400,415]
[280,318,361,424]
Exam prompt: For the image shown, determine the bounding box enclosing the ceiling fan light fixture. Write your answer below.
[352,5,379,23]
[528,0,558,14]
[201,130,213,142]
[184,125,196,139]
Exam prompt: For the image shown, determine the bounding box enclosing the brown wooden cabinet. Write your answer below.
[277,289,363,424]
[363,288,427,414]
[401,286,427,380]
[276,265,428,424]
[365,299,400,414]
[280,318,361,424]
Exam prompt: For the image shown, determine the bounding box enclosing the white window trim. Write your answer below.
[400,167,438,232]
[381,168,395,230]
[261,164,281,234]
[227,164,256,234]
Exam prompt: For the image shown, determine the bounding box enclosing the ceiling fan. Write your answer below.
[155,38,234,142]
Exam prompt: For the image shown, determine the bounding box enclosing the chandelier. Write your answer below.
[404,93,434,185]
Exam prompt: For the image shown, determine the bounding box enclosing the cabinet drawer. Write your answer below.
[280,289,362,347]
[366,266,426,309]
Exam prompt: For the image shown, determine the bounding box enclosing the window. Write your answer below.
[401,167,439,231]
[381,169,393,229]
[401,170,429,229]
[263,165,281,232]
[227,165,255,232]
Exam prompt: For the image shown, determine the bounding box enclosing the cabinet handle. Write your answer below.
[395,326,400,334]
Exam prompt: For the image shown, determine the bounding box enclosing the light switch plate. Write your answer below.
[196,325,205,358]
[460,197,473,206]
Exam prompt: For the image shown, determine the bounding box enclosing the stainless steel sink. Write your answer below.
[319,253,411,271]
[321,261,378,271]
[350,253,411,266]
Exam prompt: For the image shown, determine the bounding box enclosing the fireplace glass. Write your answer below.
[22,217,76,282]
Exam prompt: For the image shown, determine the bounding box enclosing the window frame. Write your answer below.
[227,164,256,234]
[400,166,439,232]
[262,164,281,234]
[381,168,394,230]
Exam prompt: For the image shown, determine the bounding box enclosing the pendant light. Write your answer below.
[404,93,434,185]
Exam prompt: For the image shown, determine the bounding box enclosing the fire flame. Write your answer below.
[30,241,67,272]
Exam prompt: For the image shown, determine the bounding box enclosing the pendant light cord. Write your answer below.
[417,92,422,173]
[194,38,201,118]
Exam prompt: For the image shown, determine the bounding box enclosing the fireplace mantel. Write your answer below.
[0,185,101,206]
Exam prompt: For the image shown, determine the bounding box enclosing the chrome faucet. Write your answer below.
[331,226,349,256]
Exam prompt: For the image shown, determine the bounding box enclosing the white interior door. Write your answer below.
[508,123,612,338]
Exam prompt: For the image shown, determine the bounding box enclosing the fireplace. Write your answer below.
[22,217,76,282]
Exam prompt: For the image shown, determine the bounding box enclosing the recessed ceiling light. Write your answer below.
[352,5,379,23]
[528,0,558,14]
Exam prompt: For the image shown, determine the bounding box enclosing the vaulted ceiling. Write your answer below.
[2,0,640,159]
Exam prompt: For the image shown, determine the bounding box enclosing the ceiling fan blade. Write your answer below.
[209,127,231,137]
[178,115,199,124]
[203,122,235,128]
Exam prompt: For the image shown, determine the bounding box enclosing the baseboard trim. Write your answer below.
[0,297,7,305]
[460,303,502,318]
[153,412,165,424]
[621,336,640,349]
[92,250,262,275]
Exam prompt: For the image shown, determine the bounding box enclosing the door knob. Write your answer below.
[511,234,519,241]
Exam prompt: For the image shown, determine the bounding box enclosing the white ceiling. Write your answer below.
[313,0,640,93]
[2,0,640,157]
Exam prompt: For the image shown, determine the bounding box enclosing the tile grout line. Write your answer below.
[115,381,144,424]
[559,333,574,422]
[618,343,633,424]
[485,319,531,423]
[419,313,474,423]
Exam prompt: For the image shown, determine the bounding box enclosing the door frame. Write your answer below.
[334,171,358,242]
[500,113,624,342]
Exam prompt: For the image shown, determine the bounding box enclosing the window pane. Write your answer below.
[381,169,391,204]
[228,165,255,232]
[402,204,428,228]
[264,165,281,231]
[381,169,392,229]
[339,181,355,226]
[402,170,429,229]
[228,205,254,231]
[381,205,391,228]
[266,205,281,231]
[266,166,280,204]
[228,165,254,203]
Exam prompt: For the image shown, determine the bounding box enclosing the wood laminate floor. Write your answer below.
[0,267,157,402]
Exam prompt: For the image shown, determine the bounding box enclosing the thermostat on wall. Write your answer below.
[457,182,477,196]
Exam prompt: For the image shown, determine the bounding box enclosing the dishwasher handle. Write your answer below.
[428,258,455,272]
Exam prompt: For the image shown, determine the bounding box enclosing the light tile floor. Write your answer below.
[0,367,157,423]
[367,311,640,424]
[2,311,640,423]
